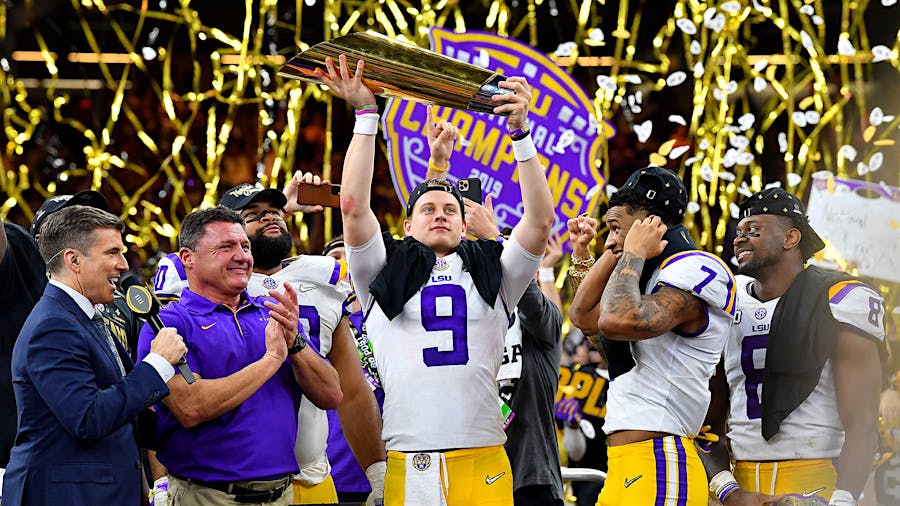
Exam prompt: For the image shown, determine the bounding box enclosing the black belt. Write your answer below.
[172,473,291,504]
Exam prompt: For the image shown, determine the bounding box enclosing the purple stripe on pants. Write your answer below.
[654,438,666,506]
[674,437,688,506]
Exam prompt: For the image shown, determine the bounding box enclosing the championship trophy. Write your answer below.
[278,32,512,115]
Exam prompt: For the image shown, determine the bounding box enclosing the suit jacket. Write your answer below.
[2,283,169,506]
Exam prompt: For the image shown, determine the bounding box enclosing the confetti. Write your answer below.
[669,145,691,159]
[676,18,698,35]
[839,145,858,161]
[871,45,891,62]
[669,115,687,126]
[634,120,653,143]
[838,39,856,56]
[666,71,687,87]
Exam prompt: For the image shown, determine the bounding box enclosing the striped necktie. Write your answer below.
[92,312,126,376]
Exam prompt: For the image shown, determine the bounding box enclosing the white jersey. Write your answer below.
[246,255,351,356]
[153,253,189,305]
[603,251,736,437]
[348,232,541,451]
[726,274,886,461]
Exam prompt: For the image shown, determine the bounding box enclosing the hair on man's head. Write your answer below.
[179,206,245,251]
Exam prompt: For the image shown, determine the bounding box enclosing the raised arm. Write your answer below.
[424,105,458,180]
[316,55,380,247]
[498,78,554,256]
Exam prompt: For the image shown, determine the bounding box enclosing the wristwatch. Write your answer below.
[288,331,307,355]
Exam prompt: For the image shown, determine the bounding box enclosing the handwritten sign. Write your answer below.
[806,172,900,283]
[382,27,612,243]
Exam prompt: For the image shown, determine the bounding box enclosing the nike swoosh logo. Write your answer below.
[801,487,826,497]
[485,472,506,485]
[297,285,317,292]
[201,323,217,330]
[624,474,642,488]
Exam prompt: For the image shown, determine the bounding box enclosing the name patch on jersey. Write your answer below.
[431,275,453,283]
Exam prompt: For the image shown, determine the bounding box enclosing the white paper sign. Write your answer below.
[806,172,900,283]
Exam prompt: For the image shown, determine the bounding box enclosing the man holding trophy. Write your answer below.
[314,52,553,505]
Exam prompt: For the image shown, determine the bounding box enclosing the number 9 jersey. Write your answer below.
[725,275,886,461]
[603,251,737,437]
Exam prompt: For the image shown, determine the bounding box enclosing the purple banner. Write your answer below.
[382,28,612,245]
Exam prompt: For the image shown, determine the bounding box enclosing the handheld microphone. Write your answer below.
[122,277,196,384]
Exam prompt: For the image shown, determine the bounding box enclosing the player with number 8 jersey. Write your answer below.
[701,188,886,506]
[725,274,884,461]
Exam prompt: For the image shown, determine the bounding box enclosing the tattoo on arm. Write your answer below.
[600,252,703,336]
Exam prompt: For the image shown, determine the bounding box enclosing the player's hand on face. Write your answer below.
[265,282,300,348]
[542,233,564,268]
[493,76,531,131]
[284,171,327,214]
[426,105,458,169]
[463,194,500,240]
[622,216,667,259]
[722,489,786,506]
[315,54,376,108]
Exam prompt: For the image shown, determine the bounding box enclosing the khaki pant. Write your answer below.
[168,474,292,506]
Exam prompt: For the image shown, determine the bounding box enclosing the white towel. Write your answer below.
[403,452,446,506]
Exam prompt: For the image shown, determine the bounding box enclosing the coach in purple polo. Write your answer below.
[136,207,342,506]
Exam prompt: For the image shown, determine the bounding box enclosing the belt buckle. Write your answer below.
[232,482,287,504]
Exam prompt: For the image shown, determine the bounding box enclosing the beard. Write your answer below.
[250,227,293,270]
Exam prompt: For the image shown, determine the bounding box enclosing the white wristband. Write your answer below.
[512,135,538,162]
[354,113,379,136]
[708,469,738,494]
[538,267,555,282]
[829,489,856,505]
[365,460,386,488]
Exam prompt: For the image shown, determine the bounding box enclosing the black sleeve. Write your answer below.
[515,280,562,350]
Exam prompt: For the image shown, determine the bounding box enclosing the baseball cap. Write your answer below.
[738,187,825,260]
[219,183,288,211]
[406,178,466,219]
[31,190,109,237]
[619,166,688,218]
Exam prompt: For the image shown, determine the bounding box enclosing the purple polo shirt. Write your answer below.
[136,289,303,482]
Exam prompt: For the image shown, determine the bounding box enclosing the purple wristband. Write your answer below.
[717,483,739,503]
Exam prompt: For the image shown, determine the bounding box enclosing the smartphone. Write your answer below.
[457,177,483,204]
[297,183,341,208]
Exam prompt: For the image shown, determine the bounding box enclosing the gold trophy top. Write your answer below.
[278,32,511,115]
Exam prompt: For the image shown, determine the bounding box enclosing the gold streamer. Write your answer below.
[0,0,897,309]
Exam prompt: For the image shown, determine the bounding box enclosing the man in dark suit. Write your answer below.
[2,205,186,506]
